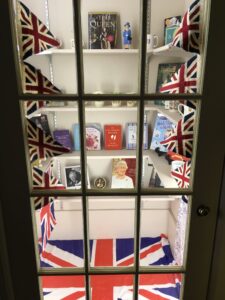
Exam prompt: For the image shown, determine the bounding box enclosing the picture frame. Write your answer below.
[64,166,82,189]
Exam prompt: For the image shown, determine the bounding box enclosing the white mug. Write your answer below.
[178,103,192,117]
[147,34,159,50]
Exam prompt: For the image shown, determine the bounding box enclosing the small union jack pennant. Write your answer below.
[160,55,198,94]
[24,100,47,116]
[23,62,61,94]
[27,119,70,164]
[172,0,201,54]
[171,161,191,188]
[34,196,57,210]
[18,1,61,60]
[160,111,195,158]
[40,201,57,252]
[32,166,65,190]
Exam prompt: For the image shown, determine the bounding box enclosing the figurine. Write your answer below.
[123,22,132,49]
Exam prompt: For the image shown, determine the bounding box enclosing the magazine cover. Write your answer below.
[88,12,117,49]
[111,158,136,189]
[164,16,181,45]
[150,113,175,152]
[86,124,101,150]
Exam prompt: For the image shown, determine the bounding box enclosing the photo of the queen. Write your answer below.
[111,159,134,189]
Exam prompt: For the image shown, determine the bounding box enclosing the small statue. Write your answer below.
[123,22,132,49]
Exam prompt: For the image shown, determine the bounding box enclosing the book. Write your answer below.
[156,63,182,93]
[164,16,181,45]
[73,124,80,151]
[88,12,117,49]
[86,124,101,150]
[104,124,122,150]
[150,113,175,152]
[111,158,136,188]
[53,129,73,150]
[30,114,51,135]
[126,123,148,150]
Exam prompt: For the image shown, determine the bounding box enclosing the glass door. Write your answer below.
[1,0,225,299]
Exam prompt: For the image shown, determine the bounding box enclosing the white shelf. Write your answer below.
[38,45,193,60]
[27,104,181,123]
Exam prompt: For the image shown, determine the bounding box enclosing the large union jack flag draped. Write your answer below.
[18,1,61,60]
[160,111,195,158]
[171,161,191,188]
[32,166,65,190]
[40,234,174,268]
[159,55,198,94]
[27,119,70,164]
[40,201,57,252]
[23,62,61,94]
[172,0,200,54]
[41,274,181,300]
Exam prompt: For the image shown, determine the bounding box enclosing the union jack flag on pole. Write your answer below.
[32,166,65,190]
[40,201,57,252]
[23,62,61,94]
[172,0,200,54]
[27,119,70,164]
[171,161,191,188]
[160,111,195,158]
[160,55,198,94]
[17,1,61,60]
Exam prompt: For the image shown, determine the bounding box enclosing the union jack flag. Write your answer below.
[160,111,195,158]
[171,161,191,188]
[40,235,174,268]
[34,196,57,210]
[32,166,65,190]
[160,55,198,94]
[40,201,57,252]
[23,62,61,94]
[24,100,47,116]
[27,119,70,164]
[41,274,181,300]
[172,0,200,54]
[18,1,61,60]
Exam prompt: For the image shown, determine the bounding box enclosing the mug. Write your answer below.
[94,91,104,107]
[112,100,121,107]
[147,34,159,50]
[178,103,192,117]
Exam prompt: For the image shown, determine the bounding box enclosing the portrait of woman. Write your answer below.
[111,159,134,188]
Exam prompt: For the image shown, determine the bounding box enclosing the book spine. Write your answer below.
[73,124,80,151]
[143,123,148,150]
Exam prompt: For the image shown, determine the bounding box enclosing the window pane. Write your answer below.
[33,197,84,268]
[22,100,82,191]
[14,0,77,94]
[81,0,141,94]
[142,100,198,189]
[40,275,85,299]
[88,197,135,267]
[139,274,183,299]
[85,101,138,190]
[145,0,208,95]
[140,196,190,267]
[90,275,133,299]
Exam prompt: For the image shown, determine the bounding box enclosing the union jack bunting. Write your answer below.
[41,274,181,300]
[40,234,174,268]
[160,111,195,158]
[159,55,198,94]
[24,100,47,116]
[40,201,57,252]
[172,0,200,54]
[23,62,61,94]
[34,196,57,210]
[18,1,61,60]
[32,166,65,190]
[171,161,191,188]
[27,119,70,164]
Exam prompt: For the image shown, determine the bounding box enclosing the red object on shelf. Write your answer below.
[104,125,122,150]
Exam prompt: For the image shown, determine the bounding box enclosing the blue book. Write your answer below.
[73,124,80,151]
[150,114,175,152]
[53,129,72,150]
